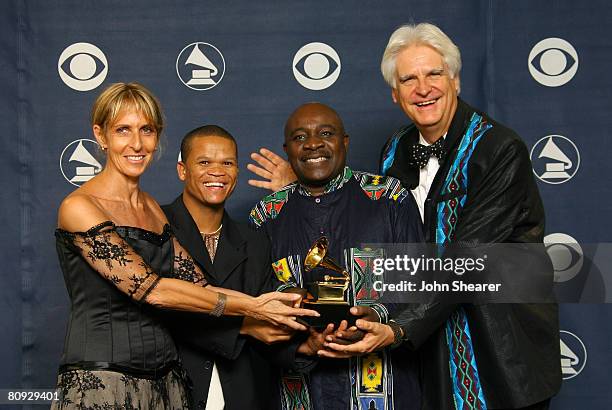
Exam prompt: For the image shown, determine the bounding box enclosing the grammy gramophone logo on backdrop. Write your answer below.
[530,135,580,184]
[60,139,103,186]
[559,330,587,380]
[176,42,226,91]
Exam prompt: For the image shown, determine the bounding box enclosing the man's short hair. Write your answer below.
[180,125,237,162]
[381,23,462,90]
[283,102,346,139]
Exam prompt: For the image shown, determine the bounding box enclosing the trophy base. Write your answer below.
[300,301,355,330]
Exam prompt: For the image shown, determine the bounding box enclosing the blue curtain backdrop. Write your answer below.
[1,1,611,408]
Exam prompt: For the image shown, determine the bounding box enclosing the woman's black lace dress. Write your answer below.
[52,221,207,409]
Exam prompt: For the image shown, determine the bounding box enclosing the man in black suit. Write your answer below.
[163,125,294,410]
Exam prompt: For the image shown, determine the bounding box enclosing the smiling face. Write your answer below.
[283,103,349,195]
[178,135,238,209]
[93,108,158,179]
[392,44,459,142]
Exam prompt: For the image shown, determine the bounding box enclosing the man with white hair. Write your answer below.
[372,22,561,410]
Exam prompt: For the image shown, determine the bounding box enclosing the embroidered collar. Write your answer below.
[297,166,353,197]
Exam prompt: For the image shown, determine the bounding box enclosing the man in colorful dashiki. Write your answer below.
[249,103,423,410]
[163,125,295,410]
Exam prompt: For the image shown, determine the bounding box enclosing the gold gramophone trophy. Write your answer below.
[299,236,355,329]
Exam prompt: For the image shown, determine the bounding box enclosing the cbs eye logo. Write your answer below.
[544,233,583,283]
[58,43,108,91]
[292,42,341,90]
[528,38,578,87]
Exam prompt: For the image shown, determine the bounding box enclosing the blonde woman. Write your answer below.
[53,83,315,409]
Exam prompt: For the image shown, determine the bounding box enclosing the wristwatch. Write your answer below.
[387,320,406,349]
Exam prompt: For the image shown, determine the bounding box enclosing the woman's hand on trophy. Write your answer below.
[240,317,296,344]
[318,320,395,358]
[249,292,319,331]
[247,148,297,192]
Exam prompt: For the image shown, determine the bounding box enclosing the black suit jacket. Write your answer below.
[162,195,285,410]
[383,99,562,409]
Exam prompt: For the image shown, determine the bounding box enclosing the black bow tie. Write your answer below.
[409,138,445,169]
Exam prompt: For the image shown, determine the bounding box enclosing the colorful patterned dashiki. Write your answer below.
[250,167,423,410]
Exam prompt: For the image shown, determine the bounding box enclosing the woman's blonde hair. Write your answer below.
[91,82,164,135]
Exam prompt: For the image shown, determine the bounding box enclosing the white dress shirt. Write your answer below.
[411,133,446,222]
[205,363,225,410]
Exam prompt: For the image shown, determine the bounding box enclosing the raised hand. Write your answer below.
[247,148,296,192]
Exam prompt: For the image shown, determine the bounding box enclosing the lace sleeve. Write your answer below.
[62,221,161,302]
[171,237,208,287]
